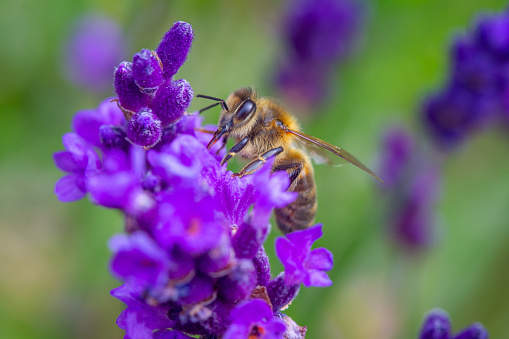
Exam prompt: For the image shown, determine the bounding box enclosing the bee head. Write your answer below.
[203,87,258,149]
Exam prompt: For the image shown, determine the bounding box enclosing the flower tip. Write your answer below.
[156,22,194,79]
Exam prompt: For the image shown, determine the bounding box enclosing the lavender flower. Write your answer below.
[113,21,194,146]
[54,20,336,338]
[419,309,488,339]
[275,224,333,287]
[377,126,441,249]
[422,10,509,149]
[64,14,126,91]
[275,0,363,108]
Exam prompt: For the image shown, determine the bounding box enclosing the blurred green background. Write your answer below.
[1,0,508,338]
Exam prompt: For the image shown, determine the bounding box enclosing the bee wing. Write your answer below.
[286,128,383,182]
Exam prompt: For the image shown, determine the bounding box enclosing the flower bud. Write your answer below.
[152,79,193,125]
[114,61,151,112]
[156,21,194,79]
[133,49,164,94]
[127,108,162,147]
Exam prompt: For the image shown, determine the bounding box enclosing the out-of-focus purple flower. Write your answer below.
[453,324,489,339]
[422,10,509,149]
[275,224,333,287]
[391,168,441,248]
[285,0,362,63]
[275,0,364,108]
[475,12,509,61]
[419,309,489,339]
[223,299,286,339]
[422,87,492,149]
[64,14,126,91]
[53,133,100,202]
[377,126,442,250]
[419,309,451,339]
[378,126,414,189]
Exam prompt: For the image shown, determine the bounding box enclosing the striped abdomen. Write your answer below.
[274,160,317,234]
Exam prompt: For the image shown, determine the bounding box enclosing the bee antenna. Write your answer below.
[197,94,229,112]
[198,102,220,114]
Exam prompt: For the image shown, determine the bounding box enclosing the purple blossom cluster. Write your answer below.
[114,21,194,148]
[422,9,509,149]
[275,0,363,108]
[419,309,488,339]
[54,21,335,339]
[377,126,442,250]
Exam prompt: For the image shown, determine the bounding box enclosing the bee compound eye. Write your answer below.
[235,99,256,121]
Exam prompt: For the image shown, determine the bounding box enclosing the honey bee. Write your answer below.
[197,87,382,234]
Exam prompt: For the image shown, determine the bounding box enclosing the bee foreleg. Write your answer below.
[232,147,284,178]
[221,137,249,166]
[273,162,303,187]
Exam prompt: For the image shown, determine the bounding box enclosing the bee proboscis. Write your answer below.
[198,87,382,234]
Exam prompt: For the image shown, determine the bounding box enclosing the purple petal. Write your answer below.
[96,97,125,125]
[53,151,82,173]
[286,224,323,250]
[72,109,105,147]
[306,247,333,271]
[304,269,332,287]
[87,172,137,209]
[230,299,274,326]
[54,174,86,202]
[62,132,88,160]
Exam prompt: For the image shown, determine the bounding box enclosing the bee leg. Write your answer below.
[221,137,249,165]
[232,147,284,178]
[273,162,303,187]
